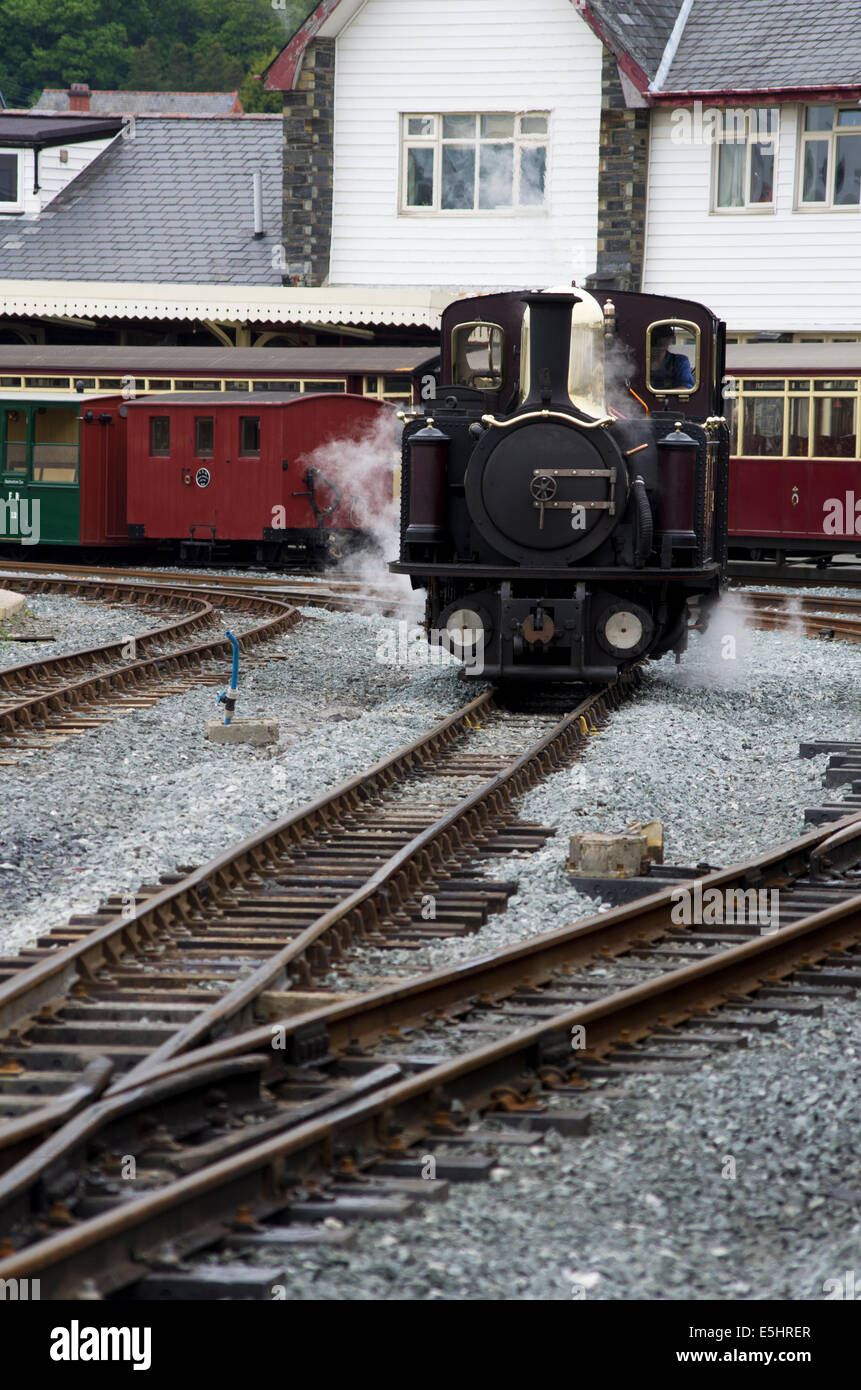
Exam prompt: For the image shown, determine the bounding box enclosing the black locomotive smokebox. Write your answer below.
[464,414,628,565]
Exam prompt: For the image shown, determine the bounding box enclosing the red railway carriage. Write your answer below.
[124,392,395,563]
[726,342,861,561]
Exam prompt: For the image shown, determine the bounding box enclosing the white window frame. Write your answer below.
[0,150,23,212]
[798,104,861,211]
[400,112,550,215]
[712,108,778,214]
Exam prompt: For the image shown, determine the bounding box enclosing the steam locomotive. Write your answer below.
[393,287,730,680]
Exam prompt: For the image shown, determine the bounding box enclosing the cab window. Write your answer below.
[647,320,699,395]
[451,322,504,390]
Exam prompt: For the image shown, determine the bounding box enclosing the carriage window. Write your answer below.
[451,322,504,390]
[32,407,79,483]
[741,397,784,455]
[239,416,260,456]
[813,395,857,457]
[195,417,214,457]
[150,416,170,456]
[2,409,27,473]
[647,321,699,394]
[787,397,810,456]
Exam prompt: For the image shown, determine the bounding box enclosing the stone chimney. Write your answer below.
[68,83,91,112]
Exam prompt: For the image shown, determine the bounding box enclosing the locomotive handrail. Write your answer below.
[480,409,615,430]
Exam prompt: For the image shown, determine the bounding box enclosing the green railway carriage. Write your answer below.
[0,392,94,548]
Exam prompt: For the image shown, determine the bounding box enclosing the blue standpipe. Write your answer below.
[217,631,240,724]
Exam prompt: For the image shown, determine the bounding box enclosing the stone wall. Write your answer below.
[281,39,335,286]
[586,51,650,293]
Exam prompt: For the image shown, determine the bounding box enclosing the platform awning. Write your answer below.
[0,280,455,330]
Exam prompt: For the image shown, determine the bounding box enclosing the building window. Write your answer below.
[402,113,549,213]
[0,152,20,207]
[800,106,861,207]
[150,416,170,456]
[195,417,214,457]
[714,109,778,210]
[239,416,260,456]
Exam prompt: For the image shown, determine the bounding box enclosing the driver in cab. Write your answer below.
[650,327,695,391]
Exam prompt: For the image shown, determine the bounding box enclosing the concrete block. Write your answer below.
[0,589,26,616]
[206,717,279,746]
[569,831,649,879]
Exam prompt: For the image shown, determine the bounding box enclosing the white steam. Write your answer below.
[296,410,415,605]
[604,338,641,416]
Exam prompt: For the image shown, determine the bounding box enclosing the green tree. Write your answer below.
[239,48,282,113]
[0,0,313,106]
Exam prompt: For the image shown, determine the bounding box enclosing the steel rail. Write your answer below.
[114,673,637,1085]
[3,827,861,1297]
[102,804,861,1090]
[0,689,498,1036]
[0,561,411,615]
[0,576,301,736]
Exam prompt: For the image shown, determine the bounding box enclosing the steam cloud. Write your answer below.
[296,410,416,607]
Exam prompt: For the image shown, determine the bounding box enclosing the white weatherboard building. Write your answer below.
[267,0,861,340]
[323,0,604,290]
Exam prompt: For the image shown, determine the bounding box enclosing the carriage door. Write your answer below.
[1,404,80,546]
[0,405,29,546]
[29,406,81,544]
[189,411,217,541]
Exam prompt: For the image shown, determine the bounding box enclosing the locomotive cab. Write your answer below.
[393,287,729,681]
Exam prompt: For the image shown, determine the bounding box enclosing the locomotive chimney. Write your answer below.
[520,291,579,411]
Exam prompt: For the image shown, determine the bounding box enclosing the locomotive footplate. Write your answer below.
[390,561,722,587]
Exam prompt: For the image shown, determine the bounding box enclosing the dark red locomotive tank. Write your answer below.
[393,287,729,681]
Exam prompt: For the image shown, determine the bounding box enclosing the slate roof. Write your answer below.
[661,0,861,92]
[587,1,683,82]
[34,90,243,115]
[0,117,283,286]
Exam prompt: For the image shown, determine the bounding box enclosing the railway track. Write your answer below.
[0,676,642,1131]
[733,588,861,642]
[0,560,414,617]
[0,575,301,760]
[3,565,861,1296]
[1,809,861,1297]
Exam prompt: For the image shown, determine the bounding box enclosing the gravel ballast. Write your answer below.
[0,605,465,956]
[1,588,860,1301]
[231,997,860,1301]
[0,592,160,671]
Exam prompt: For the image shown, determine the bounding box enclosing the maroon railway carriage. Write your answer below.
[726,342,861,562]
[124,392,395,563]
